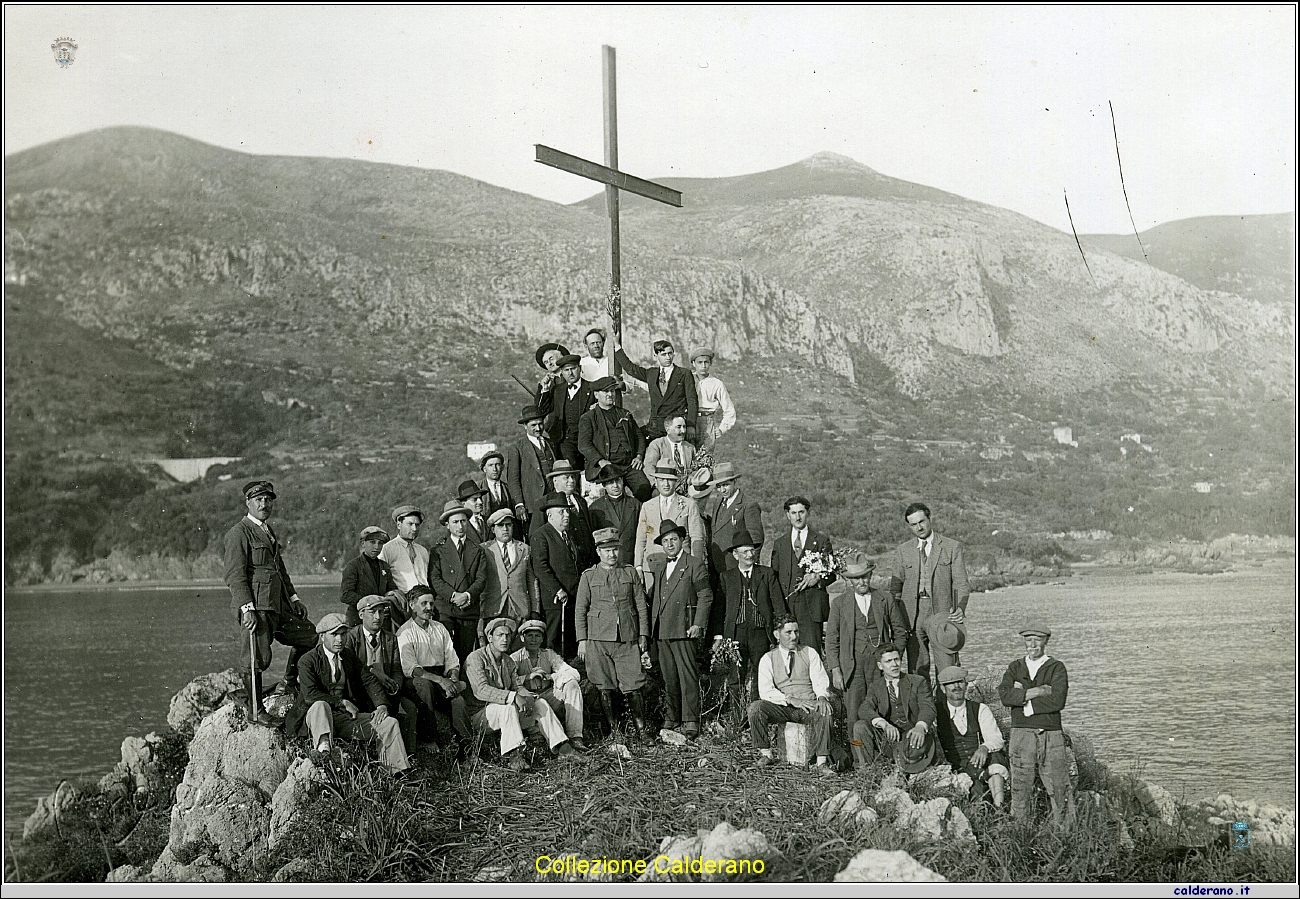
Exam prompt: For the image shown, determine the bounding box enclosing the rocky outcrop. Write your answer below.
[268,757,328,850]
[23,781,84,841]
[872,775,976,845]
[638,821,777,882]
[167,668,245,738]
[834,848,947,882]
[817,790,879,827]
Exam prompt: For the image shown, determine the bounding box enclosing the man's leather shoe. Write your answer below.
[555,742,578,758]
[569,737,589,752]
[755,754,775,768]
[272,679,297,696]
[506,752,530,772]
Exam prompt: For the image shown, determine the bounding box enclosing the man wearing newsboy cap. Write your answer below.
[998,623,1071,827]
[224,480,318,725]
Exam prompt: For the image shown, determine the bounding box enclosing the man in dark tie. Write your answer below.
[339,526,401,628]
[530,493,583,658]
[480,450,519,539]
[428,500,488,662]
[642,414,695,482]
[343,594,418,754]
[612,337,698,442]
[854,646,941,774]
[769,496,836,658]
[456,479,491,546]
[537,353,595,472]
[889,502,970,685]
[548,460,596,572]
[718,530,784,701]
[506,405,557,537]
[746,616,834,773]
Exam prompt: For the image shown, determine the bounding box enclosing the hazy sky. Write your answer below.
[5,5,1295,233]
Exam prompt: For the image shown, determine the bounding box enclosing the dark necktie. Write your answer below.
[473,515,484,536]
[562,530,573,556]
[455,539,464,559]
[673,442,682,469]
[739,573,751,624]
[659,367,669,393]
[795,531,805,560]
[921,540,930,564]
[889,679,899,702]
[368,633,379,651]
[407,541,417,567]
[786,650,795,676]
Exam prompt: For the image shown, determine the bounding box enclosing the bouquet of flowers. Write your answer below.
[709,636,741,674]
[676,446,716,495]
[798,548,840,578]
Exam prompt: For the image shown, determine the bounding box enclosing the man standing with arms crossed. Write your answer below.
[999,623,1071,827]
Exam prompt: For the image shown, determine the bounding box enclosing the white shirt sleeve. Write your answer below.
[396,625,418,677]
[715,379,736,435]
[757,652,785,705]
[806,647,831,699]
[977,703,1005,752]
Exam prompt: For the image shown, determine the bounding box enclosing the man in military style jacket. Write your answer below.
[647,520,713,736]
[340,526,399,628]
[769,495,836,658]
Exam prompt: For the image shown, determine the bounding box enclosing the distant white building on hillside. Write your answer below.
[1052,426,1078,448]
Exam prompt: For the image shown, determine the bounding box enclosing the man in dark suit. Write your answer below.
[588,463,640,566]
[456,479,491,546]
[853,646,941,773]
[537,353,595,471]
[612,337,698,441]
[647,520,713,737]
[506,405,557,536]
[889,502,970,684]
[340,526,400,628]
[479,450,519,540]
[548,460,596,572]
[700,462,765,641]
[284,613,410,772]
[529,493,583,658]
[578,376,653,502]
[769,495,836,658]
[343,594,417,753]
[224,480,317,725]
[825,552,908,757]
[719,530,784,701]
[428,500,488,663]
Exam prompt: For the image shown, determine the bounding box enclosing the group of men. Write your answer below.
[222,331,1071,826]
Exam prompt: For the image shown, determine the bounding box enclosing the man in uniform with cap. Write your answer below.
[530,492,583,657]
[224,480,317,725]
[647,520,713,737]
[588,464,640,566]
[634,463,706,571]
[340,526,400,628]
[396,588,471,749]
[466,617,578,771]
[577,527,652,739]
[479,450,518,539]
[613,337,698,442]
[506,405,557,536]
[889,502,970,685]
[284,613,411,773]
[548,460,596,572]
[998,623,1071,826]
[718,530,784,701]
[936,666,1008,807]
[825,552,909,754]
[748,615,835,773]
[344,595,418,755]
[429,500,488,662]
[380,504,431,613]
[456,480,491,546]
[512,618,586,751]
[537,352,595,472]
[480,508,538,625]
[578,376,652,502]
[854,646,942,774]
[690,347,736,451]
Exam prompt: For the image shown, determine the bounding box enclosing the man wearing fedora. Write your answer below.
[890,502,970,685]
[537,352,595,472]
[719,530,784,701]
[466,617,578,771]
[512,618,587,751]
[533,342,568,399]
[396,588,471,750]
[284,613,411,773]
[588,463,641,566]
[613,337,698,442]
[936,666,1008,808]
[700,463,764,577]
[456,479,491,546]
[642,414,696,481]
[634,463,706,571]
[344,594,418,755]
[480,508,538,625]
[748,615,835,774]
[578,376,652,502]
[428,500,488,662]
[854,646,942,774]
[340,526,400,628]
[548,460,596,572]
[826,552,909,752]
[224,480,318,724]
[506,404,557,536]
[530,492,583,657]
[577,527,652,740]
[690,347,736,451]
[647,520,714,738]
[998,623,1071,826]
[380,504,431,615]
[770,496,836,658]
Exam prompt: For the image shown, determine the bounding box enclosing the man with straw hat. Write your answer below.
[512,618,587,751]
[429,499,488,662]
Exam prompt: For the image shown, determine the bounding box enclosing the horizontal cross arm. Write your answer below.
[535,145,682,208]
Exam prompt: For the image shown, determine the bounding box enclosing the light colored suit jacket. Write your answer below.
[643,436,695,475]
[480,539,538,620]
[634,493,706,569]
[890,533,970,630]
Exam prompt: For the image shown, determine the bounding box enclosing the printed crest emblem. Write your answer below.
[51,37,78,68]
[1232,821,1250,849]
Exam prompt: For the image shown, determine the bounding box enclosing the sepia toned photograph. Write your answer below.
[4,5,1295,889]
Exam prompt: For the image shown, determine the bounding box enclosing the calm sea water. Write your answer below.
[4,561,1296,835]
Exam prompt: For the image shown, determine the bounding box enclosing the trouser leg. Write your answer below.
[481,703,526,755]
[1009,728,1037,820]
[551,681,584,738]
[906,626,932,685]
[306,700,336,749]
[1040,730,1072,826]
[791,707,831,757]
[520,698,569,749]
[747,700,797,750]
[238,611,276,673]
[544,605,564,655]
[661,640,700,724]
[794,611,825,657]
[625,689,648,736]
[659,640,683,725]
[623,469,654,504]
[397,697,418,753]
[338,713,410,771]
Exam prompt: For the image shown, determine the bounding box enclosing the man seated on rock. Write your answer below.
[934,666,1007,807]
[853,646,942,775]
[340,526,402,628]
[343,594,419,754]
[284,613,411,773]
[578,375,653,503]
[396,587,472,750]
[748,615,835,774]
[466,617,578,771]
[511,618,587,751]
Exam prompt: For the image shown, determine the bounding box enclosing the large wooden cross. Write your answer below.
[535,45,682,384]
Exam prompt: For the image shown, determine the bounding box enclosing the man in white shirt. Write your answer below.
[380,504,430,613]
[935,666,1007,807]
[690,348,736,451]
[747,616,834,773]
[396,588,471,750]
[580,327,612,383]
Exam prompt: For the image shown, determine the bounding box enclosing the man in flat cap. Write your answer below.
[718,530,785,701]
[530,492,583,657]
[284,613,410,772]
[634,463,706,571]
[998,623,1071,826]
[577,527,652,740]
[429,500,488,662]
[340,526,401,628]
[512,618,587,751]
[344,595,418,754]
[467,617,578,771]
[580,327,612,383]
[224,480,317,725]
[456,480,491,546]
[380,505,431,614]
[936,666,1008,808]
[506,405,557,536]
[479,450,518,539]
[588,463,640,566]
[690,347,736,451]
[480,508,538,625]
[613,337,698,443]
[647,520,713,738]
[397,587,471,750]
[578,376,652,502]
[854,646,941,774]
[748,615,835,773]
[537,353,595,473]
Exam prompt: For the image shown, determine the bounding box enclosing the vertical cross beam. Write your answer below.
[603,45,622,382]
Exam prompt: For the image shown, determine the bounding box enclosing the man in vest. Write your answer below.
[998,623,1071,826]
[343,594,418,754]
[854,646,942,774]
[717,530,784,701]
[935,666,1008,807]
[747,615,835,774]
